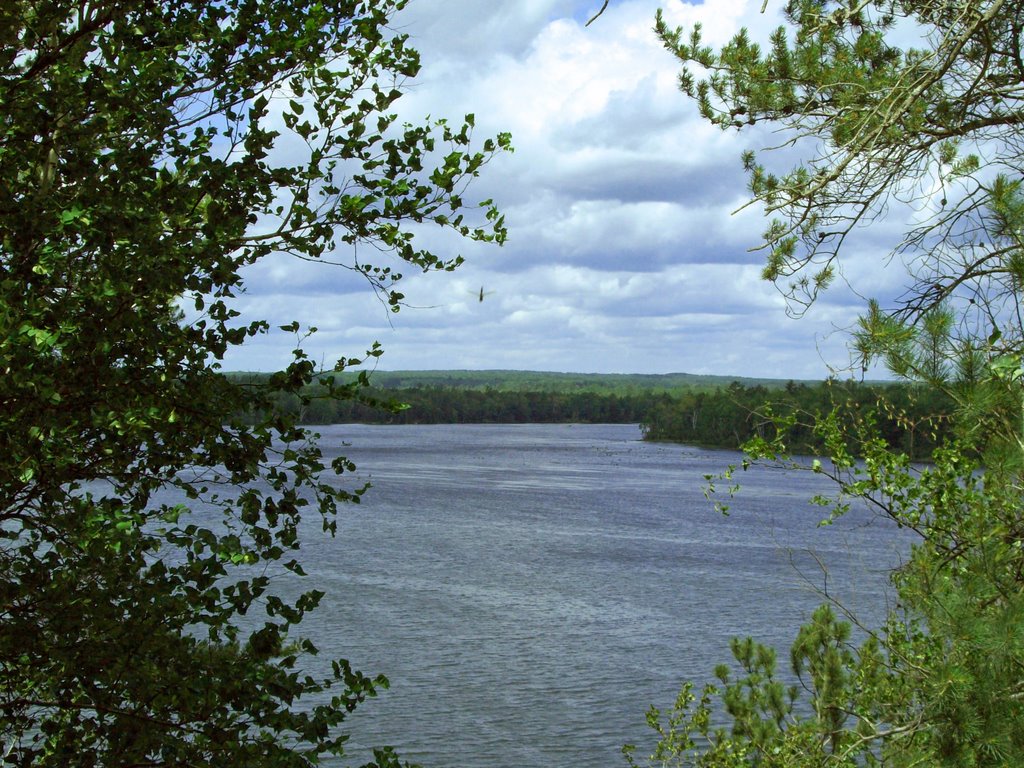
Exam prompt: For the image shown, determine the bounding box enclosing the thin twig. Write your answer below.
[585,1,609,27]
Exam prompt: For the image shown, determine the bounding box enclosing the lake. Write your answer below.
[264,423,914,767]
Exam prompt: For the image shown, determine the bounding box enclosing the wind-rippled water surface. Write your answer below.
[269,424,913,768]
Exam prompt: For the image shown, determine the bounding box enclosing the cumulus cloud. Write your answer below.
[227,0,903,378]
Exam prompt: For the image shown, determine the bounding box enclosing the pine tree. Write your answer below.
[625,2,1024,764]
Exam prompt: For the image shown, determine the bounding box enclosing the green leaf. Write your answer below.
[0,1,507,763]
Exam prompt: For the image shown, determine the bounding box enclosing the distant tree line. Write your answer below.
[640,379,955,458]
[231,374,954,457]
[245,380,676,425]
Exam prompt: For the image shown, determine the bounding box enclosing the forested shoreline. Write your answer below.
[640,379,955,457]
[10,1,1024,765]
[231,373,954,458]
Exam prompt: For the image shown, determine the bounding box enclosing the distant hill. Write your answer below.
[341,369,818,394]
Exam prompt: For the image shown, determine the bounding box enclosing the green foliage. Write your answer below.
[636,1,1024,765]
[656,0,1024,323]
[324,368,804,393]
[232,372,678,425]
[1,1,506,764]
[640,379,953,458]
[627,416,1024,767]
[230,373,957,435]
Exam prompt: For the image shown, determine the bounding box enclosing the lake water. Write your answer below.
[258,423,914,767]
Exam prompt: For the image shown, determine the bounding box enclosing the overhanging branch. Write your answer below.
[585,1,609,27]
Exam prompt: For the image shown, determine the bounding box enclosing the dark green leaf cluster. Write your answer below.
[1,1,506,764]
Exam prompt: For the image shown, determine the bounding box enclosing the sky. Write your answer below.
[224,0,911,379]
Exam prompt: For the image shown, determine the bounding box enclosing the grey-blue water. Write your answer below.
[257,423,913,767]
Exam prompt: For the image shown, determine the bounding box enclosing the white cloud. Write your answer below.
[227,0,902,378]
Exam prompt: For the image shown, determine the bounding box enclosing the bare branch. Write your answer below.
[585,1,609,27]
